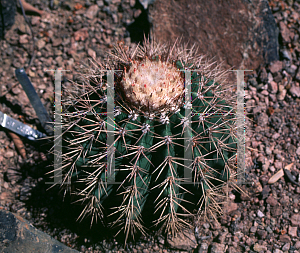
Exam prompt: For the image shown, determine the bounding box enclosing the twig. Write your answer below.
[20,0,44,15]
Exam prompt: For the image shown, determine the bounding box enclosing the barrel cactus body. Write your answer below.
[60,39,238,241]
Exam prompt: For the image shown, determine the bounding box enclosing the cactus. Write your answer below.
[59,39,238,242]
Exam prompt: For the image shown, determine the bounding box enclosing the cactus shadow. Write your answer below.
[19,149,117,250]
[126,7,151,44]
[20,147,162,250]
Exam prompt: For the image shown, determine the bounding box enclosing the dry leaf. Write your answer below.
[8,132,27,159]
[268,169,284,184]
[268,163,294,184]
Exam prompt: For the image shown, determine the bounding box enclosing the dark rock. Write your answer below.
[256,229,268,239]
[259,67,268,84]
[0,210,78,253]
[149,0,279,79]
[261,185,270,199]
[279,234,291,243]
[0,0,17,40]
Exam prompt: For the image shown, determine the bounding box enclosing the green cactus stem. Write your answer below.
[58,39,238,242]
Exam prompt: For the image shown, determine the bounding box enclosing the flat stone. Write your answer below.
[257,229,267,239]
[279,21,292,43]
[295,68,300,82]
[291,214,300,226]
[85,5,99,19]
[289,85,300,97]
[269,61,283,73]
[0,210,78,253]
[268,81,278,94]
[288,226,297,237]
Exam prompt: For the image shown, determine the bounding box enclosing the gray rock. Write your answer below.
[282,242,290,251]
[0,210,78,253]
[0,0,17,40]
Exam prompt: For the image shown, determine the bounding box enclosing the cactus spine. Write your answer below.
[59,39,238,241]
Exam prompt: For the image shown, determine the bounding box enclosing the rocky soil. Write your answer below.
[0,0,300,252]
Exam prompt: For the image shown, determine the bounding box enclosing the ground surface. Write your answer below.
[0,0,300,252]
